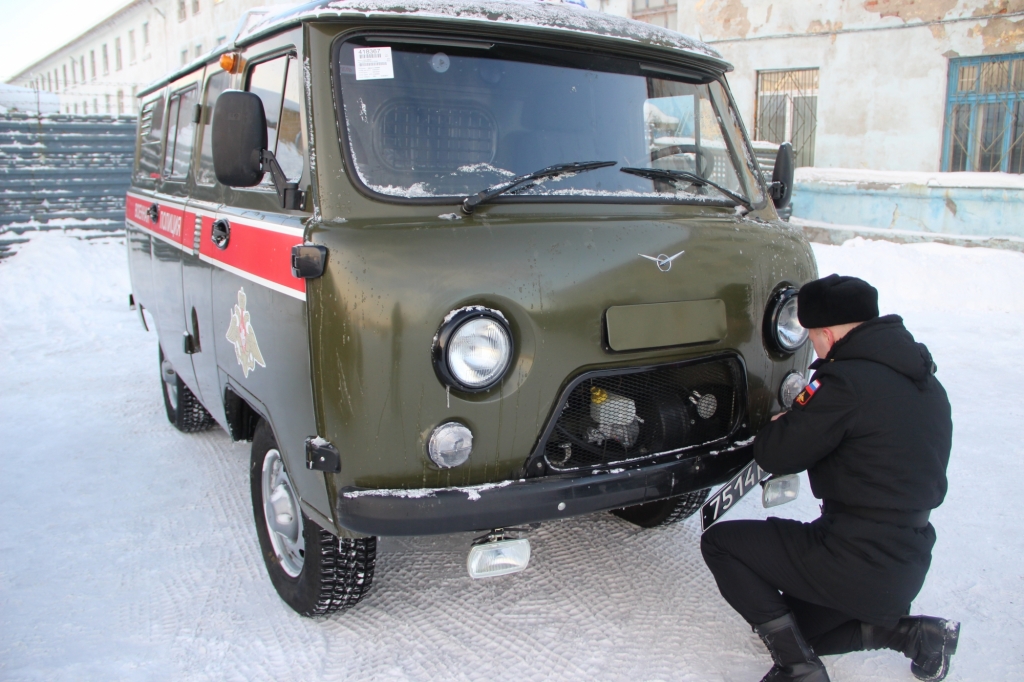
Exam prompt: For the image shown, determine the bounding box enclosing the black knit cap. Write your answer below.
[797,274,879,328]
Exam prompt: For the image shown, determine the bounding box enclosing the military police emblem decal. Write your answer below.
[226,287,266,378]
[794,379,820,406]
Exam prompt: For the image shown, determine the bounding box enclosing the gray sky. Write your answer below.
[0,0,131,82]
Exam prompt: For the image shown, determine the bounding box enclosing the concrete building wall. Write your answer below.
[6,1,298,116]
[667,1,1024,171]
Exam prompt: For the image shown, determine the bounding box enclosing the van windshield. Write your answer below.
[335,37,764,206]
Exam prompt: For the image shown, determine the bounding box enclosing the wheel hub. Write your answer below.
[262,449,305,577]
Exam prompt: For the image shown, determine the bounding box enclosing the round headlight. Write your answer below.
[779,371,806,409]
[765,288,808,353]
[434,307,513,392]
[428,422,473,468]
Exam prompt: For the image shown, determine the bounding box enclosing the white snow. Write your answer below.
[796,166,1024,190]
[0,231,1021,680]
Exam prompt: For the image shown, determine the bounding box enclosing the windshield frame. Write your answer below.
[330,29,768,209]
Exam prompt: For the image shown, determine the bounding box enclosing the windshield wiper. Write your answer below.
[461,160,617,214]
[620,167,752,210]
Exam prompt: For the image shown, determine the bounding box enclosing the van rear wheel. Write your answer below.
[250,419,376,617]
[159,347,213,432]
[611,488,710,528]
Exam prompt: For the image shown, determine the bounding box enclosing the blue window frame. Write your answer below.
[942,53,1024,173]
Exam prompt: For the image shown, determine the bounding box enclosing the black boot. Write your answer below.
[862,616,960,682]
[754,613,830,682]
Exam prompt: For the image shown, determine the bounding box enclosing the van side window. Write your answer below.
[162,86,198,180]
[247,54,304,186]
[136,95,165,182]
[197,71,231,186]
[278,57,305,182]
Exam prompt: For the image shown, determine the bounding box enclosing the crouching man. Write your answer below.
[701,274,959,682]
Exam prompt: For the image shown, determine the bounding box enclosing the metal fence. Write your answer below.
[943,53,1024,173]
[755,68,819,168]
[0,113,136,229]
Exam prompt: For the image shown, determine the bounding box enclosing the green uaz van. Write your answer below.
[125,0,814,616]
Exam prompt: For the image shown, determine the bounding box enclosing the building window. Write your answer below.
[216,35,226,46]
[90,50,97,79]
[102,44,110,74]
[181,49,189,65]
[115,37,123,71]
[62,65,68,90]
[755,68,819,167]
[118,89,125,115]
[632,0,677,31]
[178,0,187,21]
[105,94,112,114]
[143,22,150,46]
[93,97,98,113]
[129,30,137,63]
[943,54,1024,174]
[81,56,86,80]
[195,43,203,58]
[192,0,200,14]
[71,60,77,84]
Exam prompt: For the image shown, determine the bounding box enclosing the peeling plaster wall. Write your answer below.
[677,1,1024,170]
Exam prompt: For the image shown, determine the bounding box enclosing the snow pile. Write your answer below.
[796,167,1024,191]
[0,232,1021,680]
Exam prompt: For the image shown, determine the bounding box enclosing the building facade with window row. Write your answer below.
[5,0,290,116]
[631,0,1024,173]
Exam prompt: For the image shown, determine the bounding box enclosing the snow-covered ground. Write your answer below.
[1,231,1022,681]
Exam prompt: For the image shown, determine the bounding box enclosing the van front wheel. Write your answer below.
[250,419,376,617]
[611,488,710,528]
[159,347,213,432]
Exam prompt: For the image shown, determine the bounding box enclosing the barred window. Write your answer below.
[755,68,819,167]
[943,54,1024,174]
[631,0,677,31]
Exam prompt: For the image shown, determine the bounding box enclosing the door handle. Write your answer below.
[147,203,159,223]
[211,219,230,250]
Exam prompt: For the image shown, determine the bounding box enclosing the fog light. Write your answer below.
[428,422,473,468]
[467,538,531,579]
[779,371,806,409]
[762,474,800,508]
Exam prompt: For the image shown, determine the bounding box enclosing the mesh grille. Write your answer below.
[539,357,743,471]
[375,102,496,171]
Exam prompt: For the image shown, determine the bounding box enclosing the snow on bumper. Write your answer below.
[336,440,754,536]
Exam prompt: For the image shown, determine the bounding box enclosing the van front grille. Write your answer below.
[536,357,744,471]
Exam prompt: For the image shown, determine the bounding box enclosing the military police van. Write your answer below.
[125,0,813,616]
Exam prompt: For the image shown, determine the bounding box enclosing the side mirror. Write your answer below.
[212,90,267,188]
[770,142,794,210]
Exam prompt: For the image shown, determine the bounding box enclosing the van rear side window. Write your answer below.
[135,96,165,182]
[197,71,231,186]
[162,86,198,179]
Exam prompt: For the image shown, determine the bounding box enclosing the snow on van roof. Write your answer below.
[241,0,726,64]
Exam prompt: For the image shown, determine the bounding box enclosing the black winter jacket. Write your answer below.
[752,315,953,624]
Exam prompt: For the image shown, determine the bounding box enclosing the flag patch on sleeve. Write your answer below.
[794,379,820,406]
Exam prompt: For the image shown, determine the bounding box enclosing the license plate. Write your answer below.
[701,459,768,531]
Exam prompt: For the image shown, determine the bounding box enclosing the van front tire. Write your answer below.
[250,419,376,617]
[611,488,710,528]
[159,347,213,432]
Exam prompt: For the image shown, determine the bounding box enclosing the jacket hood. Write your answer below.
[812,315,937,385]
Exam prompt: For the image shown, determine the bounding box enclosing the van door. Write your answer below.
[151,71,205,396]
[205,44,332,520]
[182,67,232,428]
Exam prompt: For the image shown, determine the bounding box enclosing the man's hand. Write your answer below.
[771,410,789,422]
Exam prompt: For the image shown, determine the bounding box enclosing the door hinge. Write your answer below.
[306,436,341,473]
[291,244,328,279]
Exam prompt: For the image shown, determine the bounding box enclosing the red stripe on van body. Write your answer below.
[126,194,189,246]
[199,216,305,295]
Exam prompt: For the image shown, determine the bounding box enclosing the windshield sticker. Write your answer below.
[226,287,266,378]
[353,47,394,81]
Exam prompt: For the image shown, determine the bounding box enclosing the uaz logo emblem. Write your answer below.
[638,250,685,272]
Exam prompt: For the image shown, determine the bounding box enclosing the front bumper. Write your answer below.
[336,440,753,536]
